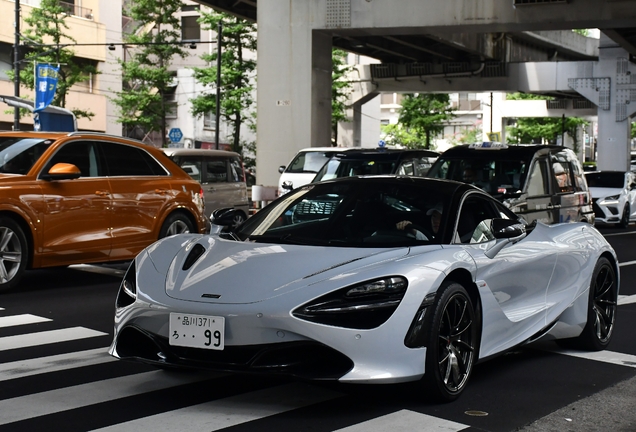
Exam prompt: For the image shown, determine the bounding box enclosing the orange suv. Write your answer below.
[0,131,209,291]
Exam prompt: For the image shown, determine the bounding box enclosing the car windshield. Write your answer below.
[585,172,625,188]
[313,157,398,182]
[235,180,449,247]
[286,151,334,174]
[0,138,51,175]
[428,156,528,196]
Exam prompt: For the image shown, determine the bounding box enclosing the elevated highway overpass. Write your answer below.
[196,0,636,187]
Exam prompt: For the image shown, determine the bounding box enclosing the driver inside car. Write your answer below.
[396,202,442,241]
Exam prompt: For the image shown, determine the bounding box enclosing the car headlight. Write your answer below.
[600,195,620,205]
[116,261,137,308]
[292,276,408,329]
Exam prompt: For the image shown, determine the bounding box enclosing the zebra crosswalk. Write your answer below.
[1,298,635,432]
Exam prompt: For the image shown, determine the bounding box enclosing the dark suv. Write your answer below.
[311,148,439,183]
[426,142,594,225]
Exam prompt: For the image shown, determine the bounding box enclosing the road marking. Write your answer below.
[0,348,115,382]
[618,260,636,267]
[0,327,107,351]
[334,409,469,431]
[92,382,342,431]
[0,314,52,328]
[0,370,221,425]
[550,348,636,369]
[619,294,636,305]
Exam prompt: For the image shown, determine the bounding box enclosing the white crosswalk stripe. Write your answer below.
[0,348,114,382]
[91,382,342,432]
[0,327,107,351]
[618,294,636,305]
[334,410,469,432]
[0,314,52,328]
[0,370,222,425]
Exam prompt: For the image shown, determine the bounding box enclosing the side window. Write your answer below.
[398,161,415,176]
[456,195,500,244]
[44,141,101,177]
[526,159,549,196]
[101,143,167,176]
[551,156,574,193]
[174,156,202,182]
[205,158,228,183]
[229,157,244,183]
[570,160,587,192]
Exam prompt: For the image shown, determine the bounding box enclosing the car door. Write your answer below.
[455,193,557,356]
[37,140,112,266]
[101,141,174,258]
[202,156,237,212]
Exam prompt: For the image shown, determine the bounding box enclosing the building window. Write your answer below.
[182,16,201,42]
[203,111,216,129]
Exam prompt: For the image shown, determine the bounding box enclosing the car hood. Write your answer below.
[149,235,413,304]
[589,187,622,198]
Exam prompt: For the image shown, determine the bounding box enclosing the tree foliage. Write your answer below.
[8,0,98,119]
[190,11,256,157]
[332,49,354,145]
[384,93,455,149]
[111,0,187,146]
[505,93,588,152]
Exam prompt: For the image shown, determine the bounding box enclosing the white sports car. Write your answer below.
[109,176,619,402]
[585,170,636,228]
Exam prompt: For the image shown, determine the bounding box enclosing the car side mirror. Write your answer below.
[211,207,240,227]
[491,218,526,240]
[278,165,286,174]
[282,180,294,191]
[40,163,82,181]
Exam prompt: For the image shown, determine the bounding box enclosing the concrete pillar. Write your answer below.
[255,1,333,188]
[595,34,636,171]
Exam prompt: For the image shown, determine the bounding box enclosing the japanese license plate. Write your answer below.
[169,313,225,350]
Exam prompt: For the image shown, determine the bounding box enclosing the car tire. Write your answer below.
[423,281,478,402]
[159,213,194,239]
[619,204,630,228]
[231,211,247,228]
[573,257,618,351]
[0,217,28,292]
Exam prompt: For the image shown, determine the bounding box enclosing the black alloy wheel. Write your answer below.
[424,281,477,402]
[576,257,617,351]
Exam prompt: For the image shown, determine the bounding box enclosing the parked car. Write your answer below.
[585,171,636,228]
[311,148,439,183]
[426,142,594,225]
[163,148,250,226]
[0,131,209,292]
[109,176,618,402]
[278,147,349,196]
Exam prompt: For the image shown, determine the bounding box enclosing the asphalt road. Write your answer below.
[0,225,635,431]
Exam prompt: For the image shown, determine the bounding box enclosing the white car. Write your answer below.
[109,177,619,402]
[585,171,636,228]
[278,147,352,196]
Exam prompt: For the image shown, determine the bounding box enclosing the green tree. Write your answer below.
[391,93,455,149]
[191,11,256,157]
[505,93,588,152]
[112,0,187,147]
[332,49,354,145]
[380,123,421,148]
[8,0,98,119]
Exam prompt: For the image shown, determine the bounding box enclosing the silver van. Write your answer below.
[163,148,250,226]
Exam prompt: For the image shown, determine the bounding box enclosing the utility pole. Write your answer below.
[13,0,20,130]
[215,21,222,150]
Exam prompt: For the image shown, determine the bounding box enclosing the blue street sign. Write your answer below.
[169,128,183,143]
